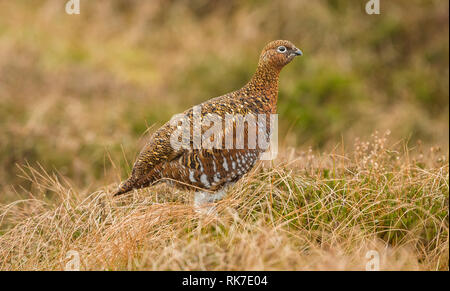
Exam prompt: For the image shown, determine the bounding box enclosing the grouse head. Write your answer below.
[258,40,302,69]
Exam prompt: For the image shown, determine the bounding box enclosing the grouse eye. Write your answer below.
[277,46,287,53]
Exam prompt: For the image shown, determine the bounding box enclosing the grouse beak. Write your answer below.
[294,48,303,56]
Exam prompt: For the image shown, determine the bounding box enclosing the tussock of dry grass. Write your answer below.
[0,133,448,270]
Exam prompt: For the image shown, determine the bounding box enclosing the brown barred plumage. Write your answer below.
[113,40,302,206]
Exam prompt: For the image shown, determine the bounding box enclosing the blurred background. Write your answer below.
[0,0,448,202]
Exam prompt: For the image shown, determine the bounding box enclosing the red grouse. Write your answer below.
[113,40,302,211]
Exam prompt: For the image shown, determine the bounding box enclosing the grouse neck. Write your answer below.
[247,63,281,91]
[244,64,280,110]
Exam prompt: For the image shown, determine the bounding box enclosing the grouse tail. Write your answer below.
[112,178,135,197]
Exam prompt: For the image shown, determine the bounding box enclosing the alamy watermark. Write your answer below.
[365,250,380,271]
[65,0,80,15]
[365,0,380,15]
[168,105,278,160]
[64,250,80,271]
[65,0,379,16]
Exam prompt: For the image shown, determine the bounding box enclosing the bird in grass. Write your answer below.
[113,40,302,212]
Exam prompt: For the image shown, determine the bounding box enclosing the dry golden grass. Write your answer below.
[0,132,447,270]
